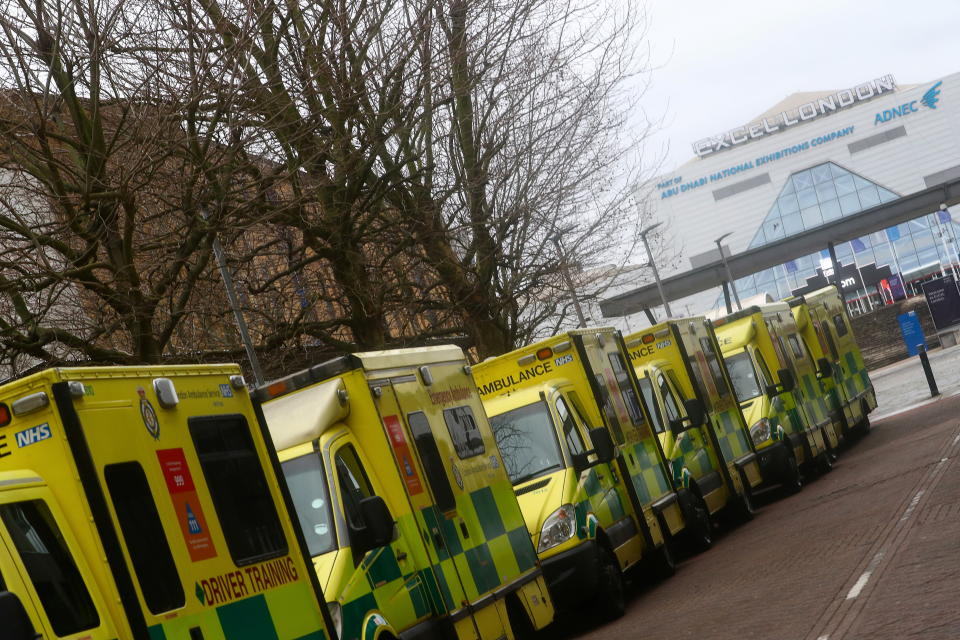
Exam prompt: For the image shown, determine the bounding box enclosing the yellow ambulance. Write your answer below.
[625,317,764,518]
[254,346,555,640]
[474,328,693,620]
[714,304,834,490]
[0,364,335,640]
[788,286,877,440]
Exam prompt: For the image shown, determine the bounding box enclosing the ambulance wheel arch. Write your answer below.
[361,611,399,640]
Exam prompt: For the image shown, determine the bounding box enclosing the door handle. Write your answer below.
[431,527,445,549]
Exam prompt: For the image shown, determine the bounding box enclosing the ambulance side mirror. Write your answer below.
[816,357,833,379]
[683,398,706,428]
[0,591,39,640]
[766,369,795,396]
[352,496,395,560]
[589,427,615,464]
[778,369,796,393]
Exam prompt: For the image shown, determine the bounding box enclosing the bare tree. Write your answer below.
[0,0,260,374]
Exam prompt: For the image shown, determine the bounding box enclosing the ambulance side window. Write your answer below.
[593,374,624,444]
[658,375,681,422]
[189,414,287,565]
[638,377,665,433]
[833,313,849,337]
[443,406,485,459]
[408,412,457,512]
[0,500,100,635]
[755,354,774,388]
[335,445,374,531]
[104,463,185,614]
[700,337,730,398]
[607,353,645,426]
[554,396,586,456]
[788,335,805,360]
[820,320,839,358]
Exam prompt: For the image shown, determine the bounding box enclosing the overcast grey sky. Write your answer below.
[641,0,960,174]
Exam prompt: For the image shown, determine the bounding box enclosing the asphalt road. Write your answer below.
[555,395,960,640]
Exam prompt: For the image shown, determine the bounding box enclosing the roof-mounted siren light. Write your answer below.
[68,381,85,398]
[535,347,553,361]
[11,392,49,417]
[553,341,572,353]
[419,366,434,386]
[0,404,10,427]
[229,375,246,390]
[153,378,179,409]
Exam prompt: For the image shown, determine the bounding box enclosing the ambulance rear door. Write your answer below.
[0,478,118,640]
[370,369,521,640]
[51,374,332,640]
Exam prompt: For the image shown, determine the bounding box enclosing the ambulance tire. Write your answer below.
[649,539,677,582]
[732,486,755,522]
[781,448,803,495]
[681,491,713,553]
[816,450,834,475]
[594,545,626,621]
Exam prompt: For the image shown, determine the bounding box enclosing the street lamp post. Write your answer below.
[715,232,742,311]
[640,223,671,319]
[550,233,588,328]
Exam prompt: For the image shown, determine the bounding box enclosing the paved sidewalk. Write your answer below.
[869,344,960,420]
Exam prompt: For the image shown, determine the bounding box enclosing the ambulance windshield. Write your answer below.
[490,402,564,485]
[726,352,762,401]
[282,453,337,556]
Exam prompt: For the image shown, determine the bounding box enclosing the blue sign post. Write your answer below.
[897,311,925,356]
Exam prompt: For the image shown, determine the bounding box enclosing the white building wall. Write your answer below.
[625,72,960,323]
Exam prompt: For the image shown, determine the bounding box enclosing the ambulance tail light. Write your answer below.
[0,404,10,427]
[535,347,553,361]
[11,392,49,416]
[538,503,576,552]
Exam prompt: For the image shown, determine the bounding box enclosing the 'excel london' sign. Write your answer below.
[692,75,896,158]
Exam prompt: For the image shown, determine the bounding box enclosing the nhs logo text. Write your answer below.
[16,423,52,448]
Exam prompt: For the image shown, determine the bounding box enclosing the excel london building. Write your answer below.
[641,71,960,317]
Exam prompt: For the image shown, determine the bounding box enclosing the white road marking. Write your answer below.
[846,552,884,600]
[900,490,925,522]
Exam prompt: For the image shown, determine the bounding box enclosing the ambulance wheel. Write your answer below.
[684,492,713,553]
[733,487,755,522]
[856,415,871,437]
[782,448,803,495]
[594,545,626,620]
[818,449,834,474]
[648,539,676,582]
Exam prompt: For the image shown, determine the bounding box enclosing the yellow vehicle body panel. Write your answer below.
[258,346,554,640]
[0,365,334,640]
[715,305,831,471]
[474,328,680,597]
[790,286,877,435]
[625,318,762,517]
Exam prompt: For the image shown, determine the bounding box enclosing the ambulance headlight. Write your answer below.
[328,601,342,638]
[538,504,576,552]
[749,418,771,446]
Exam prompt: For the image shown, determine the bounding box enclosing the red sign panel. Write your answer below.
[157,448,217,561]
[383,415,423,495]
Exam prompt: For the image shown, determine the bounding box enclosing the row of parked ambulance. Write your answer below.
[0,285,875,640]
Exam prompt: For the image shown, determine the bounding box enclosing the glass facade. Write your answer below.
[729,162,960,314]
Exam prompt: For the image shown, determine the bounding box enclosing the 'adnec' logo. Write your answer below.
[921,81,942,110]
[874,80,943,125]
